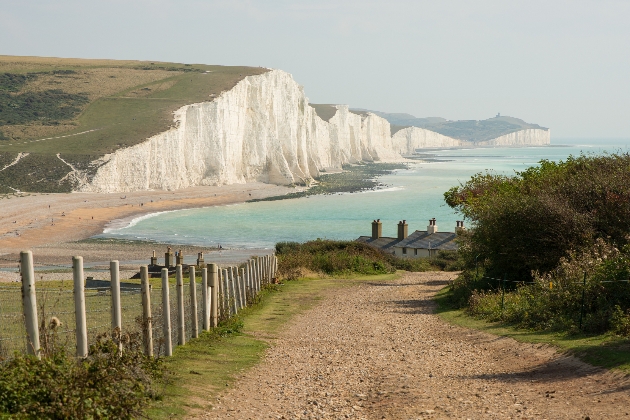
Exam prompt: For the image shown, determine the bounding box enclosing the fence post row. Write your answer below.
[140,266,153,357]
[161,268,173,357]
[20,251,40,359]
[17,253,271,360]
[73,256,88,358]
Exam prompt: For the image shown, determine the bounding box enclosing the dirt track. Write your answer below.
[200,272,630,419]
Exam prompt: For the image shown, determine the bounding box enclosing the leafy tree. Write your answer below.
[445,153,630,281]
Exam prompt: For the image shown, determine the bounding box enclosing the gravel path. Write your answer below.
[200,272,630,419]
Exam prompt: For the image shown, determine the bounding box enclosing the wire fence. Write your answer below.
[473,272,630,330]
[2,251,278,360]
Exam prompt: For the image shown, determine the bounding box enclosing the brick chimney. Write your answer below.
[397,220,408,240]
[371,219,382,239]
[455,220,466,234]
[427,218,438,234]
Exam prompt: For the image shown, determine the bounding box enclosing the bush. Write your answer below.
[0,330,164,419]
[458,240,630,335]
[445,153,630,281]
[275,239,443,280]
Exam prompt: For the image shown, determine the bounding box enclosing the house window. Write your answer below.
[414,248,418,256]
[402,247,407,255]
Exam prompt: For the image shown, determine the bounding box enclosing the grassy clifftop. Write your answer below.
[0,55,267,193]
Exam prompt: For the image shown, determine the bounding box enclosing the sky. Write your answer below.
[1,0,629,139]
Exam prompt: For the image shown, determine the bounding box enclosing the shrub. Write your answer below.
[445,153,630,281]
[0,330,164,419]
[275,239,443,279]
[457,240,630,335]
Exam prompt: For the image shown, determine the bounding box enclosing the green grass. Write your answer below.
[1,63,266,155]
[434,286,630,372]
[146,273,398,419]
[0,56,268,192]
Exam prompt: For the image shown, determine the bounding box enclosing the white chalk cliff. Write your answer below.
[80,70,550,193]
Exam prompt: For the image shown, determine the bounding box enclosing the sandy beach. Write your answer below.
[0,182,294,278]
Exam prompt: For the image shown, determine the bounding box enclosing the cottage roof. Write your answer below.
[397,231,458,250]
[357,230,458,251]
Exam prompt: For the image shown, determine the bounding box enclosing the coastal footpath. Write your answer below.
[79,70,550,193]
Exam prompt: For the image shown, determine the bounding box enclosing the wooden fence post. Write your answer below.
[201,267,209,331]
[229,268,238,315]
[222,268,229,317]
[20,251,40,359]
[110,260,122,349]
[239,268,246,307]
[73,256,88,358]
[234,266,243,310]
[161,268,172,356]
[209,263,218,328]
[219,268,225,318]
[254,258,260,291]
[245,263,251,303]
[189,266,198,339]
[140,266,153,357]
[176,265,185,346]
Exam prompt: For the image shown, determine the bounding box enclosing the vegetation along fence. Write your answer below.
[475,269,630,330]
[2,251,278,359]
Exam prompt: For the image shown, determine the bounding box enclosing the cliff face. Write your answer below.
[80,70,549,193]
[391,127,463,152]
[475,128,550,147]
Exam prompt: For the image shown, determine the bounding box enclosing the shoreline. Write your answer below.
[0,182,295,269]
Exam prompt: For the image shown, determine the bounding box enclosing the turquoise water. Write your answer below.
[99,141,627,249]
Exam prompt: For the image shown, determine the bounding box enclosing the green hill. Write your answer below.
[0,56,267,193]
[351,108,548,142]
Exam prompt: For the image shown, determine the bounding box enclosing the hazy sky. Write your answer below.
[1,0,629,139]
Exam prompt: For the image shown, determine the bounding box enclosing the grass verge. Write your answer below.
[147,273,398,419]
[434,286,630,372]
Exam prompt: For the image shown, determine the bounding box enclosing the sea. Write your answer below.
[98,140,629,250]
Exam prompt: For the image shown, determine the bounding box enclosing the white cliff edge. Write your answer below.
[80,70,549,193]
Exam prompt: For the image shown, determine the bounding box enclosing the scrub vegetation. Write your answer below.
[441,153,630,338]
[275,239,462,280]
[0,330,164,419]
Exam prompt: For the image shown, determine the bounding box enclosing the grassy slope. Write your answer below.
[146,273,398,419]
[0,56,267,192]
[434,287,630,372]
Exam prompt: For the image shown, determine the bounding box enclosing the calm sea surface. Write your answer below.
[98,140,628,249]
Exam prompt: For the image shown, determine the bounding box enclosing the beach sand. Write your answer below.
[0,182,294,279]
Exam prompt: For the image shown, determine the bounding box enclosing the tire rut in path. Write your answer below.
[199,272,630,419]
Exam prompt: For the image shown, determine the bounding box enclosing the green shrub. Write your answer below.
[445,153,630,281]
[457,240,630,335]
[0,330,164,419]
[276,239,442,279]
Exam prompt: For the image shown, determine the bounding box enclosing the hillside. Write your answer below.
[0,56,267,193]
[351,109,548,142]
